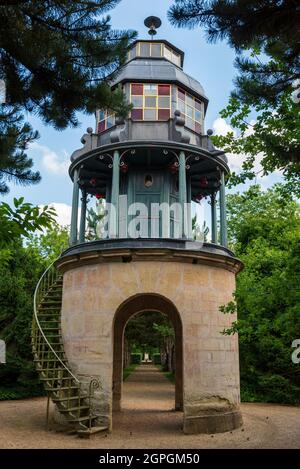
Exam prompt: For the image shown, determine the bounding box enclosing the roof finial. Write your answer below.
[144,16,162,37]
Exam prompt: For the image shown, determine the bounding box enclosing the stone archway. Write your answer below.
[112,293,183,413]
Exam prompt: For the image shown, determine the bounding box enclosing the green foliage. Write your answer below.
[130,353,142,365]
[0,1,136,192]
[211,94,300,194]
[192,215,209,241]
[86,199,105,241]
[169,1,300,189]
[0,197,56,262]
[153,353,161,365]
[0,243,46,400]
[123,364,138,381]
[0,211,69,400]
[125,312,171,351]
[222,185,300,403]
[0,107,40,194]
[28,223,69,261]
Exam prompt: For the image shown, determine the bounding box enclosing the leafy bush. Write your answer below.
[130,353,142,364]
[153,353,161,365]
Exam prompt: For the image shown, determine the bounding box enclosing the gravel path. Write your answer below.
[0,364,299,448]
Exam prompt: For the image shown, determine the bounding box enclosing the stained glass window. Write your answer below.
[130,83,171,121]
[127,42,181,67]
[177,88,203,134]
[97,110,115,134]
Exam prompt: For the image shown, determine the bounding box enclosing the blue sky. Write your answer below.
[4,0,281,225]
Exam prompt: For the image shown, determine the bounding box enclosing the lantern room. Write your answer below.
[68,16,229,248]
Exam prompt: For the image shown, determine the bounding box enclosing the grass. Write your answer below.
[0,386,45,401]
[156,365,175,384]
[123,363,139,381]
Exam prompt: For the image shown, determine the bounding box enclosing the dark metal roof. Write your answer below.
[111,58,208,106]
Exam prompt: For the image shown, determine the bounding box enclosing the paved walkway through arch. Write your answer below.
[0,364,300,448]
[122,363,175,412]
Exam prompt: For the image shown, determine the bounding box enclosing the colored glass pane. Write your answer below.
[178,88,185,101]
[195,110,202,122]
[140,43,150,56]
[144,109,156,120]
[98,121,105,133]
[178,99,185,113]
[195,99,201,110]
[107,116,114,128]
[158,96,170,108]
[131,84,143,95]
[144,84,157,95]
[158,84,170,95]
[131,108,143,120]
[151,44,161,57]
[195,122,202,134]
[145,96,156,108]
[132,96,143,107]
[186,105,193,118]
[158,109,170,121]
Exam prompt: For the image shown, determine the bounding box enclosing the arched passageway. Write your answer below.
[112,293,183,413]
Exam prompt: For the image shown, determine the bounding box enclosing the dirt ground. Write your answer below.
[0,364,299,449]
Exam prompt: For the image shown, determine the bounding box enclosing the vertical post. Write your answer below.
[211,192,217,244]
[79,187,87,244]
[219,171,228,247]
[179,151,187,238]
[46,393,50,430]
[70,168,79,246]
[111,150,120,238]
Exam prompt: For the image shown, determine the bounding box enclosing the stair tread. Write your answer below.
[46,385,79,391]
[77,426,108,437]
[52,395,88,402]
[67,415,97,423]
[59,405,90,412]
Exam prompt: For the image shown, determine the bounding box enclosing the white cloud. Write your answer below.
[212,117,236,137]
[30,142,69,174]
[39,202,82,230]
[49,203,72,227]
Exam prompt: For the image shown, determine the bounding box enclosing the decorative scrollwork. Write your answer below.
[185,153,200,170]
[89,377,101,396]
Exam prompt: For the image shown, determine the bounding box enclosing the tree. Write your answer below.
[28,223,70,262]
[221,185,300,403]
[0,222,71,400]
[125,312,175,372]
[0,107,40,194]
[168,1,300,189]
[86,198,106,240]
[0,1,136,192]
[0,197,56,263]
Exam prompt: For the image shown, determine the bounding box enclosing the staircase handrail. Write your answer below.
[33,259,80,384]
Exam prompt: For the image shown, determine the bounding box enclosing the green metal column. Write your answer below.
[219,171,228,247]
[179,151,187,238]
[70,168,79,246]
[110,150,120,237]
[211,192,217,244]
[79,188,87,244]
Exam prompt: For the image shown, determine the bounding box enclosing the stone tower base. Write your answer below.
[57,240,243,434]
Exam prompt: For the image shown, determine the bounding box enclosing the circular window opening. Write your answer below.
[144,174,153,188]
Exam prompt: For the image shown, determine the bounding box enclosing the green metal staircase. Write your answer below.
[32,261,107,437]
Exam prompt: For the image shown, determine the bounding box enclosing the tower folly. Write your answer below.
[32,17,243,435]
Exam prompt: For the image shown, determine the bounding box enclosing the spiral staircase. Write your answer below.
[32,261,107,437]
